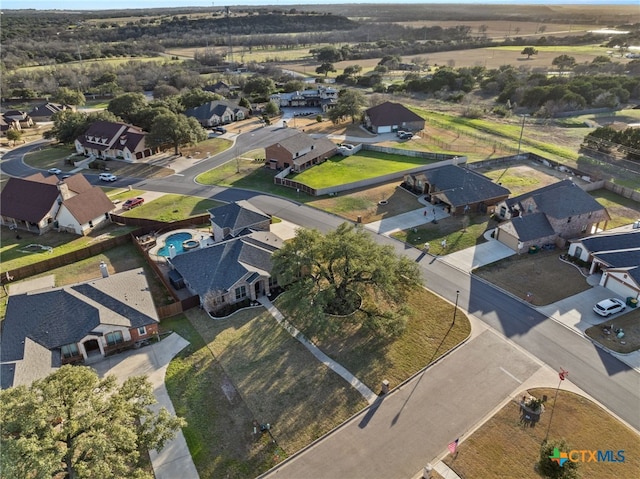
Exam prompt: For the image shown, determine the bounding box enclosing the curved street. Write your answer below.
[2,129,639,477]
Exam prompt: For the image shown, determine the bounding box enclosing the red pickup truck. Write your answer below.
[122,197,145,210]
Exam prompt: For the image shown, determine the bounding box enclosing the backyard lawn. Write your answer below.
[289,151,438,189]
[0,223,136,273]
[443,388,640,479]
[122,194,223,222]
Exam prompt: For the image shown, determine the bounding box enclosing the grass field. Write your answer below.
[290,151,437,189]
[443,388,640,479]
[122,194,222,222]
[23,144,77,171]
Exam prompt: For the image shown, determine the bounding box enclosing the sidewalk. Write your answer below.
[91,333,200,479]
[257,296,378,404]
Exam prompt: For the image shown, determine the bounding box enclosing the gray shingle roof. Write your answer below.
[421,165,510,207]
[506,179,606,219]
[170,234,279,298]
[0,268,158,389]
[185,100,248,122]
[592,250,640,269]
[505,212,556,241]
[577,230,640,254]
[208,200,270,230]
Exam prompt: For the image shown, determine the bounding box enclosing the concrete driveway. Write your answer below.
[91,333,200,479]
[440,237,516,272]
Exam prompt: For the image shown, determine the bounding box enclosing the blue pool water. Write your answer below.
[157,232,193,257]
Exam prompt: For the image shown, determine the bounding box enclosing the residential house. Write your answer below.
[184,100,249,127]
[75,121,154,161]
[270,86,338,111]
[0,173,115,235]
[209,200,271,243]
[0,268,160,389]
[494,179,610,252]
[404,164,510,215]
[3,110,34,129]
[364,101,425,134]
[169,201,280,311]
[0,115,20,136]
[265,129,337,172]
[169,231,281,311]
[568,229,640,299]
[28,102,73,122]
[204,81,231,96]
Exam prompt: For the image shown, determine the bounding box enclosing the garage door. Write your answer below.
[604,273,638,299]
[377,126,392,134]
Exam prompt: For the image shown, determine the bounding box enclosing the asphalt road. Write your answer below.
[2,132,639,464]
[263,329,543,479]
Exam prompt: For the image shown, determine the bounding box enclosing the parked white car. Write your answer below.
[593,298,626,317]
[98,173,118,182]
[47,168,62,175]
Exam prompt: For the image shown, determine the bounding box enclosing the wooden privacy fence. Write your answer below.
[1,234,131,284]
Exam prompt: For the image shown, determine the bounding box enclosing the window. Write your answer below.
[105,331,124,346]
[61,343,79,358]
[137,326,146,336]
[235,285,247,300]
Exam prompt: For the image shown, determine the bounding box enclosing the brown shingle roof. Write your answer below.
[365,101,424,127]
[63,187,115,224]
[0,177,59,223]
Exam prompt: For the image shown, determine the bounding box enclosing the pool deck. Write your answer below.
[148,228,215,260]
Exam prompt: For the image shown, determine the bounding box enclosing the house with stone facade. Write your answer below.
[168,201,281,312]
[494,180,610,252]
[0,268,159,389]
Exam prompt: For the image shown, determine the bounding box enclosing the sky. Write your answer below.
[2,0,636,12]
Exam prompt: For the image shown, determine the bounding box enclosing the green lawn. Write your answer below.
[0,224,136,273]
[122,194,223,222]
[290,151,437,189]
[196,159,311,201]
[392,214,494,254]
[589,189,640,228]
[23,144,77,170]
[102,187,147,202]
[413,109,579,162]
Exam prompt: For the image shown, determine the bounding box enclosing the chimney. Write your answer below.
[99,261,109,278]
[57,182,72,201]
[168,244,177,259]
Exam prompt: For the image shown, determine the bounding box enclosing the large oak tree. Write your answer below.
[272,223,421,338]
[0,365,185,479]
[147,112,207,155]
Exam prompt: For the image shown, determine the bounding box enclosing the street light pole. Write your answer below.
[453,290,460,325]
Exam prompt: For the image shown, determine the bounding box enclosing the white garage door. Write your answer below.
[604,274,638,299]
[377,126,392,134]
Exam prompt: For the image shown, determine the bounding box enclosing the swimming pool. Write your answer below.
[157,232,194,257]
